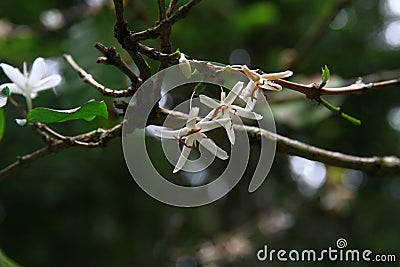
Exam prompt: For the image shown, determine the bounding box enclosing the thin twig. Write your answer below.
[158,0,167,21]
[167,0,179,17]
[239,125,400,175]
[132,0,203,40]
[0,123,122,181]
[94,42,141,87]
[274,78,400,100]
[63,54,136,97]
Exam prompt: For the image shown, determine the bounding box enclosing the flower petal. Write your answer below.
[173,139,193,173]
[197,118,231,132]
[232,105,263,120]
[28,57,45,85]
[0,83,23,95]
[199,95,219,109]
[154,128,186,139]
[187,106,199,129]
[0,63,26,90]
[199,137,229,160]
[224,119,235,144]
[225,81,243,105]
[259,80,282,91]
[32,74,62,93]
[261,70,293,80]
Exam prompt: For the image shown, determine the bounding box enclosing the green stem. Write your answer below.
[26,95,32,112]
[319,97,361,125]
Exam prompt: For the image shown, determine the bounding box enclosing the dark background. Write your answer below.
[0,0,399,266]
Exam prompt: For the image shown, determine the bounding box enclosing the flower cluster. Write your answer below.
[155,65,292,173]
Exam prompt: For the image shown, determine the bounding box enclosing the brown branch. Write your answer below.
[167,0,179,17]
[275,78,400,100]
[63,54,136,97]
[94,42,142,88]
[239,125,400,175]
[132,0,203,41]
[158,0,167,21]
[0,123,123,181]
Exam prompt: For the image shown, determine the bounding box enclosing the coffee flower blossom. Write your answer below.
[0,57,62,110]
[155,104,230,173]
[199,81,262,145]
[240,65,293,109]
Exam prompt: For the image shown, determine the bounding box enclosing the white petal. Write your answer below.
[246,98,256,111]
[0,83,23,95]
[224,119,235,144]
[199,138,229,160]
[199,95,219,109]
[241,65,260,82]
[173,140,193,173]
[28,57,45,85]
[154,128,186,139]
[200,109,217,122]
[0,63,26,90]
[32,74,62,93]
[179,53,192,79]
[232,105,263,120]
[225,81,243,105]
[187,107,199,129]
[259,80,282,91]
[197,118,231,132]
[261,70,293,80]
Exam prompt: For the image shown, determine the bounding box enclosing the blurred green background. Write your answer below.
[0,0,400,266]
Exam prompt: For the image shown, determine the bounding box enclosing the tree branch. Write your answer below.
[94,42,142,88]
[0,123,122,181]
[63,54,136,97]
[240,125,400,175]
[132,0,203,41]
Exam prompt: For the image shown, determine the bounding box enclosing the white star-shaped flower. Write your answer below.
[155,105,230,173]
[0,57,62,110]
[199,81,262,145]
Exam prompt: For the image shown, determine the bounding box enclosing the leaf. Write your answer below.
[0,109,4,140]
[0,87,10,108]
[27,100,108,124]
[320,65,330,88]
[0,250,22,267]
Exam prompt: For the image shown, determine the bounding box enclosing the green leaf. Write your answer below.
[0,109,4,141]
[27,100,108,124]
[0,87,10,108]
[0,250,22,267]
[320,65,330,88]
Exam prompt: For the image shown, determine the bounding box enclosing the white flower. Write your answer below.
[155,105,230,173]
[179,52,192,79]
[0,57,62,110]
[241,65,293,98]
[199,81,262,145]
